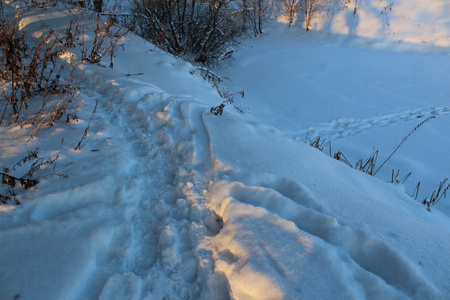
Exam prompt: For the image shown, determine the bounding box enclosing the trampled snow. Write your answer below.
[0,1,449,299]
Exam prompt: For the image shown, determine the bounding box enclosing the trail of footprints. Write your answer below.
[89,86,213,299]
[294,106,450,142]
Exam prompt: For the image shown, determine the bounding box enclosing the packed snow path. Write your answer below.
[82,68,219,299]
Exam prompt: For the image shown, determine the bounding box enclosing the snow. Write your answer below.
[218,24,450,204]
[1,0,450,299]
[205,111,450,299]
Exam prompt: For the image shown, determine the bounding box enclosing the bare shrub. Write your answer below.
[241,0,270,35]
[193,67,245,114]
[22,0,59,7]
[132,0,248,64]
[0,14,80,137]
[79,10,130,68]
[0,14,28,119]
[1,147,68,205]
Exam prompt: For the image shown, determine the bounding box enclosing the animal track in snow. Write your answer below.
[293,106,450,142]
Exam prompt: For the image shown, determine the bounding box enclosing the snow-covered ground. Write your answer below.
[218,26,450,211]
[1,1,449,299]
[219,0,450,209]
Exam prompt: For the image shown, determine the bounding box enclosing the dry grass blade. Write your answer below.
[374,116,435,176]
[431,179,450,205]
[355,150,378,175]
[420,178,450,211]
[390,169,412,184]
[333,150,353,167]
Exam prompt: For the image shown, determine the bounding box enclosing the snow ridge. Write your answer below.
[207,167,441,299]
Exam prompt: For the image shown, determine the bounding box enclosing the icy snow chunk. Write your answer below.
[159,224,182,267]
[98,273,142,300]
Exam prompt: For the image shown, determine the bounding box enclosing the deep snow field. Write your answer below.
[0,1,449,299]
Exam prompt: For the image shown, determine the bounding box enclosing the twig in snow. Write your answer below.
[74,100,98,151]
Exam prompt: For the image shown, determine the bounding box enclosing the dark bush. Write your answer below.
[132,0,249,64]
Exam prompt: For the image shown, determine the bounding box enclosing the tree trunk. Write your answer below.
[305,2,309,31]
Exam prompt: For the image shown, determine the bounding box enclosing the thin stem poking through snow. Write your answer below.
[374,116,435,176]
